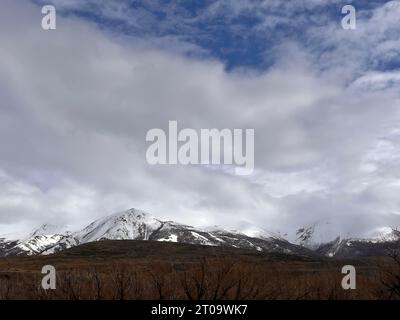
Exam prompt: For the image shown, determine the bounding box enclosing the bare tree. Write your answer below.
[208,258,237,300]
[111,264,133,300]
[0,274,13,300]
[379,249,400,299]
[180,258,207,300]
[88,268,103,300]
[59,269,83,300]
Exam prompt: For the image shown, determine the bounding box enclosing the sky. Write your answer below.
[1,0,400,242]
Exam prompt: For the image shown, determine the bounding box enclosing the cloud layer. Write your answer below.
[0,0,400,241]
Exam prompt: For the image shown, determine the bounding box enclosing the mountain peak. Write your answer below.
[109,208,152,221]
[29,224,71,239]
[74,208,163,243]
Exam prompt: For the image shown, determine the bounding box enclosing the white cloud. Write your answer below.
[0,0,399,242]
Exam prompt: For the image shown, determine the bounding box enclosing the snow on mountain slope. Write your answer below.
[0,223,72,256]
[74,209,163,243]
[29,224,71,238]
[15,234,66,255]
[208,224,283,241]
[369,227,400,243]
[37,208,315,256]
[1,208,397,257]
[292,222,400,257]
[293,222,342,249]
[316,228,400,257]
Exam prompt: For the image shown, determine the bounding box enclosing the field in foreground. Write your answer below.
[0,240,399,300]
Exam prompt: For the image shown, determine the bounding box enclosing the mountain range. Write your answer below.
[0,208,399,258]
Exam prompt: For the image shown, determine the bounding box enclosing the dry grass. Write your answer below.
[0,240,398,300]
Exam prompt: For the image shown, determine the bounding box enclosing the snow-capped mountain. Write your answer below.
[0,208,314,257]
[315,229,400,257]
[0,208,398,258]
[0,223,72,256]
[292,223,400,257]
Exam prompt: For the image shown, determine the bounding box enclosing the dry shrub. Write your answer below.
[0,254,399,300]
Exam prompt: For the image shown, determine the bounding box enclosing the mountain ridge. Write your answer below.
[0,208,314,257]
[0,208,398,258]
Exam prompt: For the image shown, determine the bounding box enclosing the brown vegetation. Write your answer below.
[0,240,398,300]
